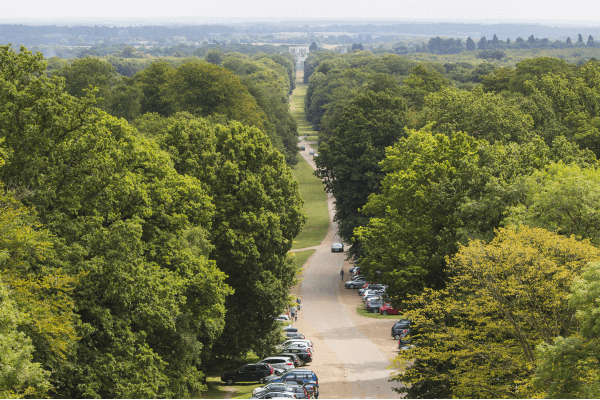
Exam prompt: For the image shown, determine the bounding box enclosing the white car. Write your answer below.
[259,356,295,372]
[276,315,291,325]
[279,342,313,353]
[282,339,314,351]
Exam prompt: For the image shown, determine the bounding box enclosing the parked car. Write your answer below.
[365,297,383,307]
[259,357,295,372]
[331,242,344,252]
[379,303,401,315]
[358,284,386,295]
[252,383,310,399]
[281,339,314,351]
[362,288,385,299]
[366,299,385,313]
[276,315,291,324]
[349,265,360,274]
[286,332,305,339]
[345,278,367,289]
[277,352,302,368]
[391,319,412,340]
[303,381,319,399]
[309,150,315,155]
[283,326,298,332]
[251,392,298,399]
[277,348,312,365]
[264,368,319,386]
[221,363,274,384]
[397,329,412,346]
[299,146,305,151]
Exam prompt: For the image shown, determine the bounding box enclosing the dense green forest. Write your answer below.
[5,33,600,397]
[0,45,305,398]
[305,48,600,397]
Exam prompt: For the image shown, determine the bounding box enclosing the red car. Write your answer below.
[379,302,401,315]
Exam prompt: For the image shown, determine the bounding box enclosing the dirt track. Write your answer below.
[290,138,401,399]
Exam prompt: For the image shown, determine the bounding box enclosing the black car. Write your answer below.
[391,319,412,340]
[277,352,302,367]
[278,348,312,364]
[221,363,274,384]
[331,242,344,252]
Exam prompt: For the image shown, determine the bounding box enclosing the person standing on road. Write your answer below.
[340,268,344,281]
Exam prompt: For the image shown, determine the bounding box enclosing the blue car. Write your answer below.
[264,368,319,387]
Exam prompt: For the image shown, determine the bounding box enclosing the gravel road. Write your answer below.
[290,138,401,399]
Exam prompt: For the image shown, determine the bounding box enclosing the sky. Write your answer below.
[1,0,600,25]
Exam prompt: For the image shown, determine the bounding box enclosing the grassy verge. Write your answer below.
[356,306,401,320]
[291,82,316,141]
[290,156,329,249]
[291,249,316,271]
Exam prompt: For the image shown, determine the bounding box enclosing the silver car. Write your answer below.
[259,356,295,372]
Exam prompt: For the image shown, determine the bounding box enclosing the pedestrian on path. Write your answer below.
[296,297,302,310]
[340,268,344,281]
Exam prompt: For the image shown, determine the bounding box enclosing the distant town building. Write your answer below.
[289,46,310,71]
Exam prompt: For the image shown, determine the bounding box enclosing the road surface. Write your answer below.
[290,137,401,399]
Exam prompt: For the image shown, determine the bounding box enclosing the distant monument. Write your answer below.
[289,46,310,71]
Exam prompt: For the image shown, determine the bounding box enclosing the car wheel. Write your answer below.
[394,334,401,340]
[259,377,265,384]
[226,378,235,385]
[349,284,355,289]
[382,311,388,315]
[373,308,379,313]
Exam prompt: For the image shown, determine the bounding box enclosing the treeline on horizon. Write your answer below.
[302,47,600,397]
[422,32,600,56]
[0,44,306,398]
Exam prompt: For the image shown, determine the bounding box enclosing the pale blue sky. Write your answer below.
[1,0,599,25]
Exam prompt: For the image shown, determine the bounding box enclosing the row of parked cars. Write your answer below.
[220,322,319,399]
[344,267,402,315]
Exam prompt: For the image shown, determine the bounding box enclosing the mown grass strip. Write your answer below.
[290,80,329,250]
[291,155,329,250]
[290,249,316,271]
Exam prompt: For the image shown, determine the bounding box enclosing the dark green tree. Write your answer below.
[566,37,572,45]
[154,117,306,359]
[0,45,232,398]
[205,50,223,65]
[309,42,318,52]
[588,35,596,46]
[134,61,174,116]
[466,36,476,51]
[578,33,584,43]
[477,36,488,49]
[314,91,408,257]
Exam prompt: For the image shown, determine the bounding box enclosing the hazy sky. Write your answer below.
[2,0,600,25]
